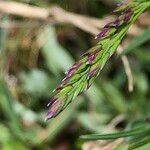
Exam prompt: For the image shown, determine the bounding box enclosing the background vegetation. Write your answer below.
[0,0,150,150]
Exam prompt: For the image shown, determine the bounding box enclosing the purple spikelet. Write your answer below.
[95,3,134,40]
[112,2,125,13]
[123,8,133,22]
[85,49,99,64]
[88,67,99,78]
[66,62,82,77]
[46,98,64,121]
[95,28,110,39]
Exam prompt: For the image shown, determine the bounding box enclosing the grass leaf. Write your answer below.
[80,125,150,140]
[129,135,150,150]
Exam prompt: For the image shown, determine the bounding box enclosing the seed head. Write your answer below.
[45,1,143,121]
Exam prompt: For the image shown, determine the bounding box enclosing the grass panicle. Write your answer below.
[46,0,150,121]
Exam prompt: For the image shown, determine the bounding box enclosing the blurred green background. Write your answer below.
[0,0,150,150]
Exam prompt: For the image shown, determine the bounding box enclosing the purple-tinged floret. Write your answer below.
[45,99,64,121]
[66,62,82,78]
[104,22,116,28]
[86,50,99,64]
[95,28,110,39]
[112,2,124,13]
[123,11,133,22]
[116,2,123,7]
[88,67,99,78]
[67,67,78,77]
[118,7,133,23]
[56,85,63,92]
[114,18,122,27]
[104,18,122,28]
[47,98,57,107]
[124,7,132,14]
[87,53,96,64]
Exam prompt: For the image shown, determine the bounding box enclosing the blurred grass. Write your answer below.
[0,0,150,150]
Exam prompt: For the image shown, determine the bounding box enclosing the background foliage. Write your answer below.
[0,0,150,150]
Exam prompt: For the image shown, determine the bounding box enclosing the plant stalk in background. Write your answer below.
[46,0,150,121]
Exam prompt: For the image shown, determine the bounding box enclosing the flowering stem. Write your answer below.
[45,1,150,121]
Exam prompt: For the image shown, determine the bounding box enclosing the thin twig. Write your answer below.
[117,46,134,92]
[0,21,42,28]
[0,1,49,19]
